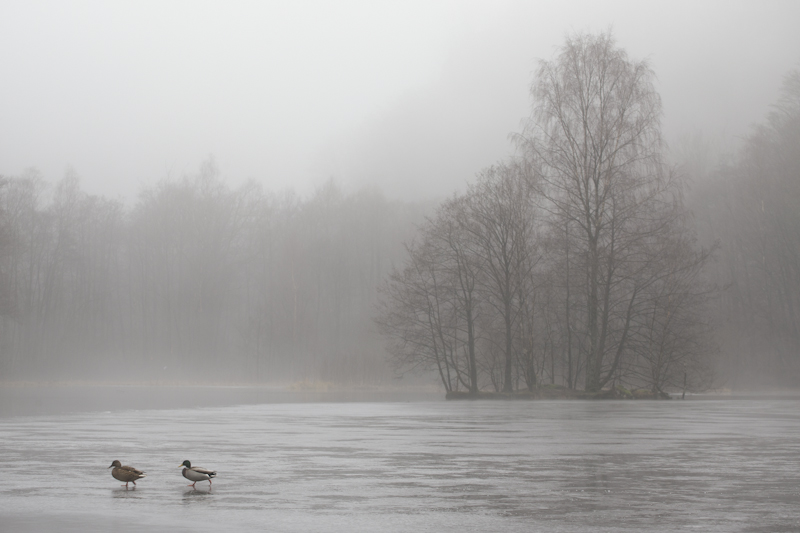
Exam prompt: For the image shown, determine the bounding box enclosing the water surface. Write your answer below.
[0,391,798,532]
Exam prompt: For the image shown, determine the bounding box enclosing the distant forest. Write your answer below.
[0,166,429,383]
[1,32,798,391]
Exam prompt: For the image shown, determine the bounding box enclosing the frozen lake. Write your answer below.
[1,388,799,532]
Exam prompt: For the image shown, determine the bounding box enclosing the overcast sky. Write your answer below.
[1,0,798,202]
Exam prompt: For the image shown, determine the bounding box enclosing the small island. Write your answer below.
[445,384,672,401]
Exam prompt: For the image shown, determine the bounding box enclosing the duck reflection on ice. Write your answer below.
[112,487,145,499]
[182,487,213,502]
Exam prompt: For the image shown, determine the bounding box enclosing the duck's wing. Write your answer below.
[113,468,142,482]
[120,465,146,477]
[183,467,213,481]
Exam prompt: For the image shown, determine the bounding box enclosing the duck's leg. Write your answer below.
[188,482,196,487]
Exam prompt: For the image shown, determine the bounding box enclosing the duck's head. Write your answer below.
[108,460,122,469]
[180,460,192,468]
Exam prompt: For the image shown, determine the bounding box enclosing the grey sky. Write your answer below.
[1,0,798,202]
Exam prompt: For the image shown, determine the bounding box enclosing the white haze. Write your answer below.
[1,0,798,202]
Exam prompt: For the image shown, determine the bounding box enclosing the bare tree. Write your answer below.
[376,236,464,392]
[463,161,539,391]
[430,196,482,393]
[624,216,716,394]
[518,30,679,392]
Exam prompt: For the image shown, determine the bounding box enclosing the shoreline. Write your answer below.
[446,386,672,401]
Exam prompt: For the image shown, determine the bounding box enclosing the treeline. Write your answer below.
[0,161,428,383]
[692,69,800,388]
[2,33,797,392]
[376,32,716,394]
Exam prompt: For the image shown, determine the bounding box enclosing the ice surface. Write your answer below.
[0,392,798,532]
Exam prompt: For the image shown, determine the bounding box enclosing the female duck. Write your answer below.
[180,460,216,488]
[108,460,146,489]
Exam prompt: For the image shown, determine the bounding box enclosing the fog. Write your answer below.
[2,1,798,201]
[3,6,800,530]
[1,1,799,389]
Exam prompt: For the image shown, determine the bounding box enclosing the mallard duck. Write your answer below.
[180,460,216,488]
[108,460,146,488]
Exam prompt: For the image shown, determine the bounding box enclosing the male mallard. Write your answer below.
[180,460,216,488]
[108,460,146,488]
